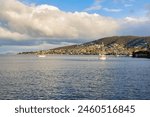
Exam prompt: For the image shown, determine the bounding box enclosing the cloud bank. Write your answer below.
[0,0,119,42]
[0,0,150,53]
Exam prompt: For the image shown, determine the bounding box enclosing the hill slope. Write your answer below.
[19,36,150,55]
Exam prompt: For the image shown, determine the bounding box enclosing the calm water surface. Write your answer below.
[0,55,150,100]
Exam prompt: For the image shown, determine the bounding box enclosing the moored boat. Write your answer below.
[98,42,107,60]
[99,54,106,60]
[37,54,46,58]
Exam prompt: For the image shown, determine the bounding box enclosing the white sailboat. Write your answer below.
[99,54,106,60]
[37,51,46,58]
[37,54,46,58]
[98,42,107,60]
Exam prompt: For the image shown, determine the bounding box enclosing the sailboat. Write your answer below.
[98,43,107,60]
[37,51,46,58]
[37,54,46,58]
[99,54,106,60]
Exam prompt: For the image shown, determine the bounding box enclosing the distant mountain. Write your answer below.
[19,36,150,55]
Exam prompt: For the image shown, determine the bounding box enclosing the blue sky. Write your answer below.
[23,0,149,18]
[0,0,150,53]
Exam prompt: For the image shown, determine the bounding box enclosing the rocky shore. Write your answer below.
[133,51,150,58]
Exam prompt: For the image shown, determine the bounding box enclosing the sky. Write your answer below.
[0,0,150,53]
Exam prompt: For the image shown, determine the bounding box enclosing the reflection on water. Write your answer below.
[0,55,150,100]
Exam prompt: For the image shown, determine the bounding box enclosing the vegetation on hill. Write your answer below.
[19,36,150,56]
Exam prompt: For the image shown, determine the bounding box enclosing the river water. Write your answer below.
[0,55,150,100]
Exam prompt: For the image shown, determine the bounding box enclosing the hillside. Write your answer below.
[19,36,150,55]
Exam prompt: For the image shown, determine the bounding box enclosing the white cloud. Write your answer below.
[103,8,122,12]
[0,0,119,41]
[113,0,134,8]
[124,17,148,23]
[84,0,102,11]
[84,5,102,11]
[0,27,28,40]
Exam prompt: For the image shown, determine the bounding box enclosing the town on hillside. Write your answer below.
[19,36,150,58]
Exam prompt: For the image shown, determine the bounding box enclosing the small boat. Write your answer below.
[98,42,107,60]
[37,54,46,58]
[99,54,106,60]
[115,54,120,57]
[129,54,132,57]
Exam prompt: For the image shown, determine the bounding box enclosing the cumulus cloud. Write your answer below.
[0,0,119,42]
[0,27,28,40]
